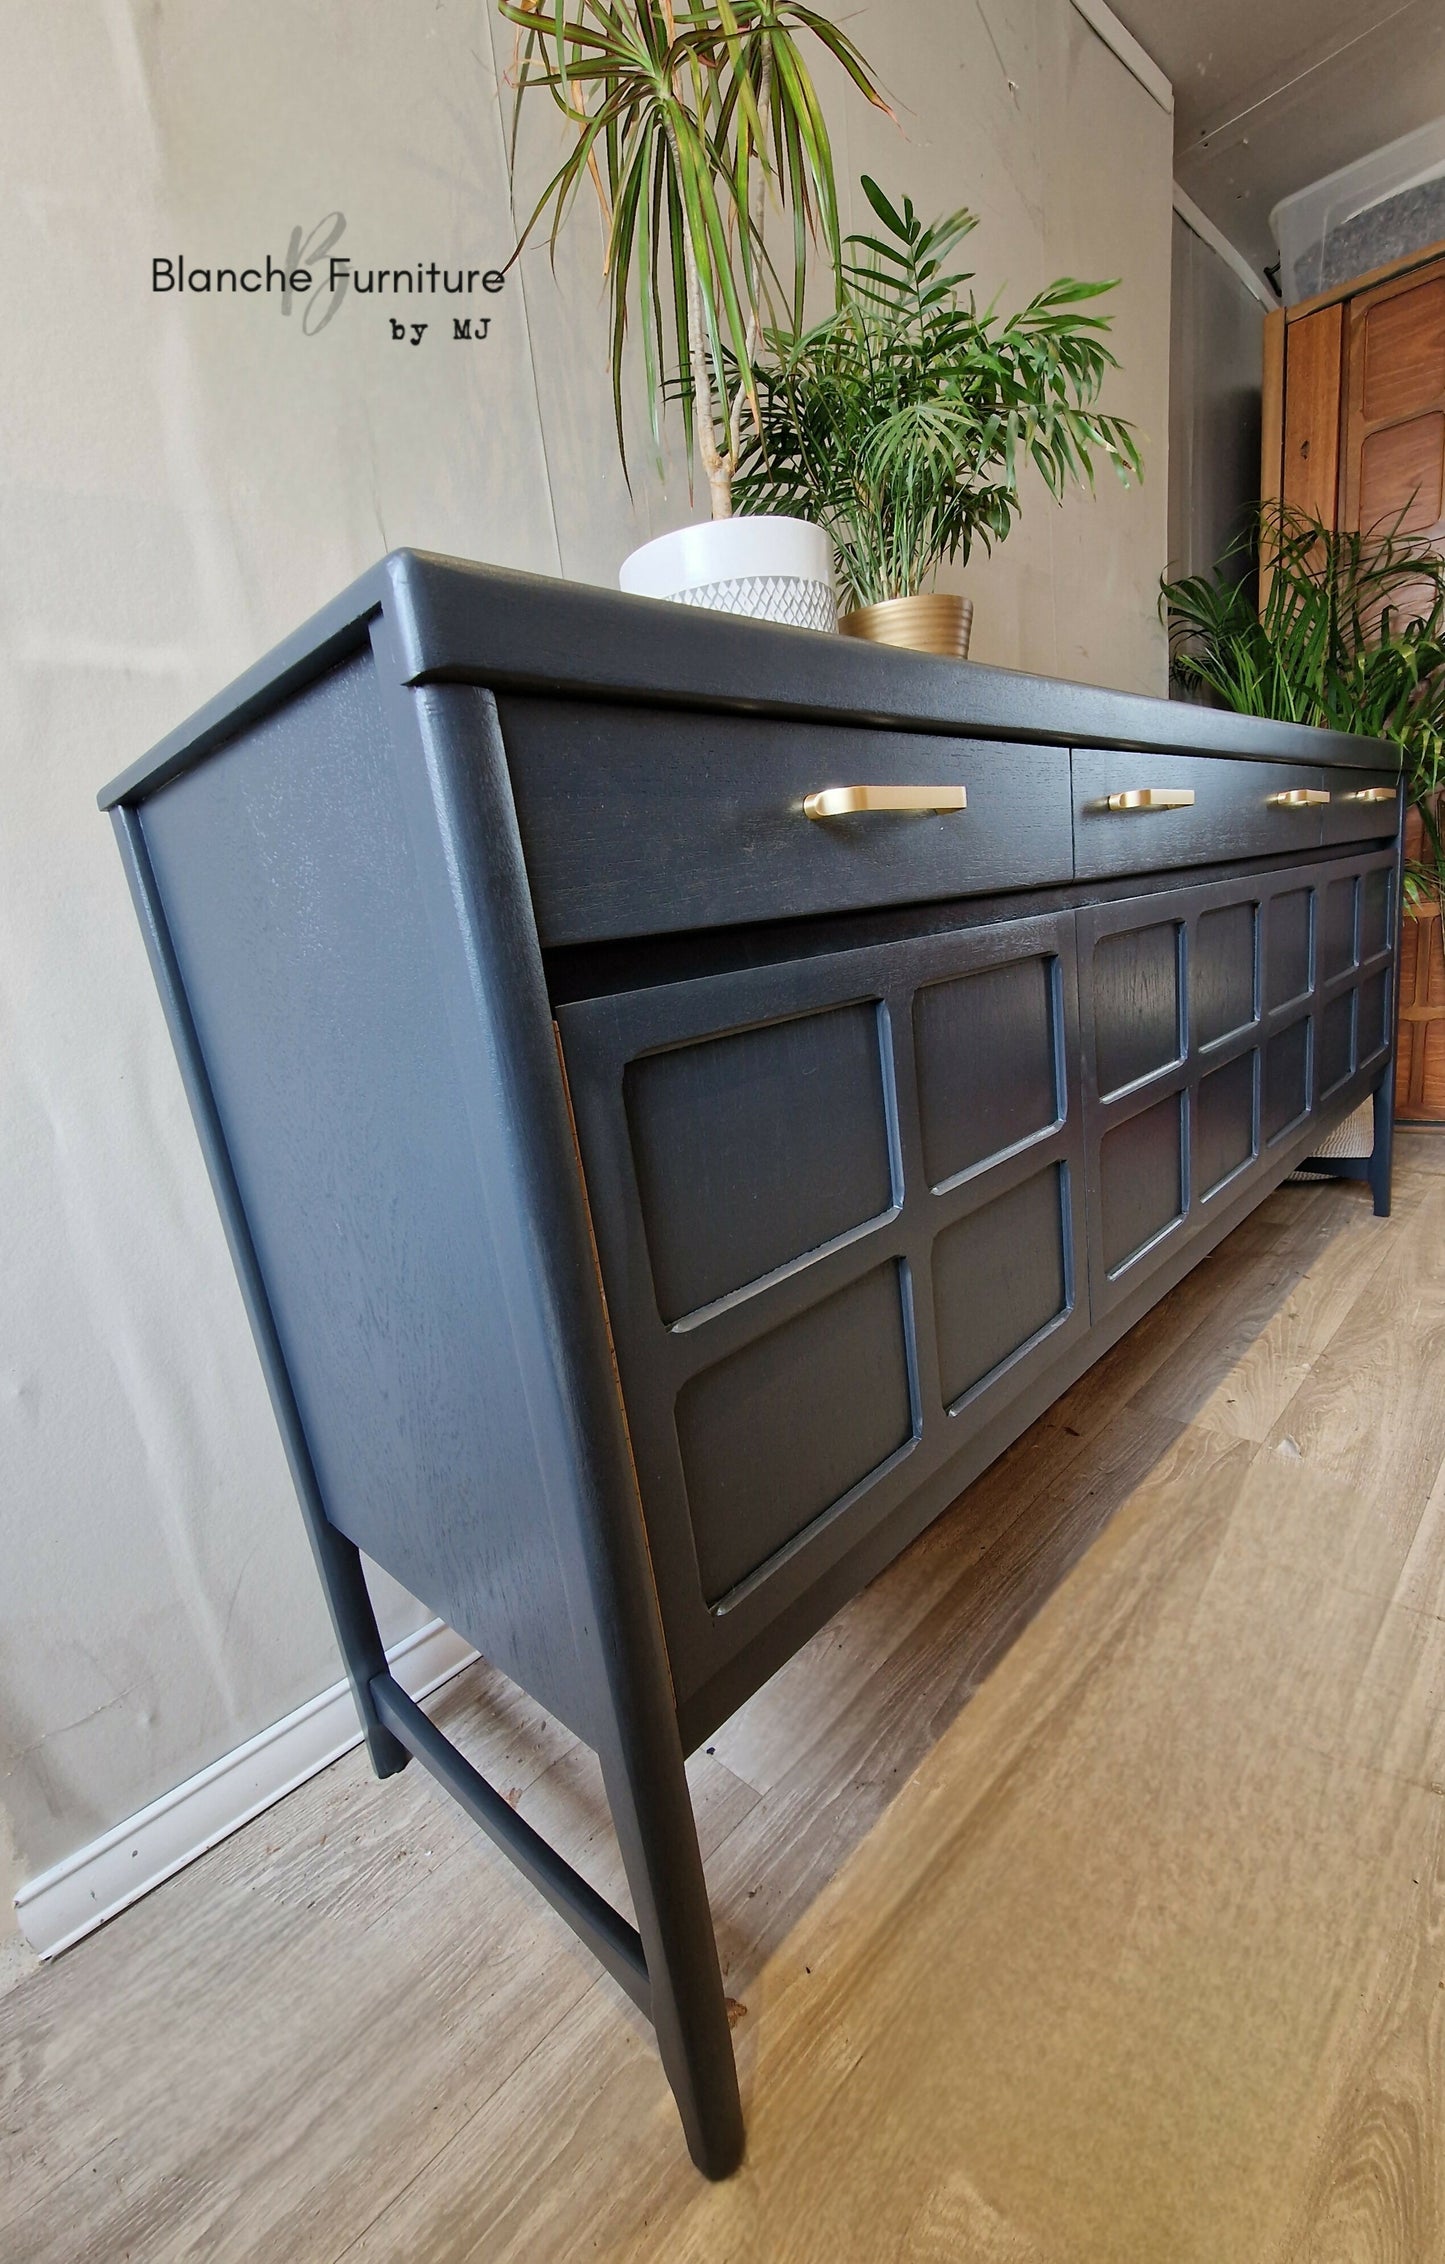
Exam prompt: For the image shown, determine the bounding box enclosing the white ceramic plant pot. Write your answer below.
[619,514,836,632]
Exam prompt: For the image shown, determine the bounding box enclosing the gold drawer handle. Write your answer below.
[1104,788,1196,813]
[1345,785,1398,804]
[1269,788,1331,808]
[803,784,967,819]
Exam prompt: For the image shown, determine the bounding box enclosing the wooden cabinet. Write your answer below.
[1263,240,1445,1121]
[1343,266,1445,556]
[99,552,1403,2179]
[1263,238,1445,540]
[1277,301,1345,526]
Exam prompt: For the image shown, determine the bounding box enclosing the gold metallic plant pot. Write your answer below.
[837,592,974,659]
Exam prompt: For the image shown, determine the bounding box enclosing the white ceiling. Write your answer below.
[1110,0,1445,277]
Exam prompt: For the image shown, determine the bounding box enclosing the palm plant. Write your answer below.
[1162,503,1445,903]
[730,177,1143,610]
[498,0,889,519]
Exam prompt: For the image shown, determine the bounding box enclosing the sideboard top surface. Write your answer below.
[98,549,1398,812]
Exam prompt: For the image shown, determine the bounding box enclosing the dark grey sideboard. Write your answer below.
[100,554,1402,2177]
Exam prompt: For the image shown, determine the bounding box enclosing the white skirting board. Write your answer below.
[13,1619,477,1962]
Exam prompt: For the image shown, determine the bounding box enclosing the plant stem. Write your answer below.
[666,116,733,519]
[727,40,773,473]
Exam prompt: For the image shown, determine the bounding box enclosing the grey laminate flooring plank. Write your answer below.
[7,1137,1445,2262]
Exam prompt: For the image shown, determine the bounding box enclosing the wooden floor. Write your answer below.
[8,1134,1445,2263]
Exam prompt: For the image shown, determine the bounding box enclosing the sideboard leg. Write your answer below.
[313,1521,410,1781]
[1370,1071,1396,1219]
[601,1736,744,2179]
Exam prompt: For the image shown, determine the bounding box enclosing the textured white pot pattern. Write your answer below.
[620,514,837,631]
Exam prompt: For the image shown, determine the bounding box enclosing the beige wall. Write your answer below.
[0,0,1171,1926]
[1168,209,1265,582]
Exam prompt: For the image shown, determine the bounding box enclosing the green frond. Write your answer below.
[732,175,1138,606]
[498,0,891,500]
[1162,502,1445,896]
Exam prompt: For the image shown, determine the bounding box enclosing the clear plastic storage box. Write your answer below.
[1272,116,1445,303]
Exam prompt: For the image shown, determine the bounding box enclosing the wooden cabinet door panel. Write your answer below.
[1360,273,1445,423]
[1358,413,1445,531]
[1344,263,1445,570]
[1282,303,1344,522]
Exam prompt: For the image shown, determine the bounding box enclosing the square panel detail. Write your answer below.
[1265,1017,1311,1142]
[931,1165,1069,1409]
[1320,990,1356,1096]
[913,955,1059,1188]
[1320,876,1359,981]
[1363,277,1445,420]
[1360,414,1445,531]
[1093,923,1182,1098]
[1099,1092,1184,1276]
[1195,1051,1258,1200]
[1267,888,1314,1009]
[1192,901,1258,1049]
[1361,868,1393,960]
[1359,970,1390,1062]
[675,1262,914,1606]
[625,1001,893,1322]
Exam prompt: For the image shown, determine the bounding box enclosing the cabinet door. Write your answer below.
[1081,852,1396,1317]
[1342,262,1445,587]
[556,912,1088,1708]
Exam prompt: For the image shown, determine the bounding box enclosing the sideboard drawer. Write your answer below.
[1320,766,1402,847]
[1073,749,1333,878]
[500,697,1073,944]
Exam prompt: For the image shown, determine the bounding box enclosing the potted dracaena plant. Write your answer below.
[499,0,889,628]
[732,177,1143,655]
[1163,502,1445,1121]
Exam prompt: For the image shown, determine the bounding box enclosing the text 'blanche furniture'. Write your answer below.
[100,556,1402,2177]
